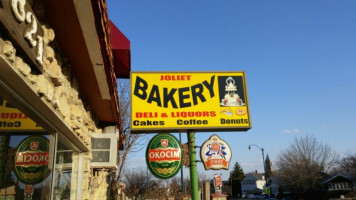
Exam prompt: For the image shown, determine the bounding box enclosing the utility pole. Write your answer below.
[248,144,266,178]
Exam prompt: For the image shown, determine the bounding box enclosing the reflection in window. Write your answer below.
[0,135,52,200]
[53,142,80,200]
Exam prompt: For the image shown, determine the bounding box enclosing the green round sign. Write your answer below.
[13,136,50,184]
[146,133,182,179]
[265,187,271,195]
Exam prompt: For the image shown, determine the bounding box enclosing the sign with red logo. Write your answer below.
[214,174,223,192]
[146,134,182,179]
[30,142,39,150]
[14,136,50,184]
[200,135,231,170]
[161,139,168,147]
[24,184,34,199]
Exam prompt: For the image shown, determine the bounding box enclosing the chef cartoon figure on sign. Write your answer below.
[220,76,245,107]
[201,135,232,170]
[205,142,227,160]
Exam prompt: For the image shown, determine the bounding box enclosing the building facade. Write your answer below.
[322,174,355,199]
[0,0,130,199]
[241,172,266,198]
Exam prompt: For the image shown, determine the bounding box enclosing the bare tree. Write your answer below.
[338,152,356,176]
[183,177,191,194]
[123,167,154,200]
[168,176,181,196]
[275,135,339,198]
[173,174,210,195]
[198,172,211,188]
[110,79,147,199]
[143,179,170,200]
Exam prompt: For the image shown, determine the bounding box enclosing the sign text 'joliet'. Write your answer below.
[130,72,251,133]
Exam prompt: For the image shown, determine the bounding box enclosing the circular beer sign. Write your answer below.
[14,136,50,184]
[146,133,182,179]
[200,134,231,170]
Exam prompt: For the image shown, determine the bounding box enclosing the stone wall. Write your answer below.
[0,0,119,198]
[0,18,110,200]
[0,25,100,145]
[90,170,110,200]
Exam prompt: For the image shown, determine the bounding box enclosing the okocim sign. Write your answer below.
[14,136,50,184]
[146,133,182,179]
[130,71,251,133]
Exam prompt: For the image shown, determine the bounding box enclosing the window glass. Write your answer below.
[52,141,81,200]
[0,98,43,132]
[1,93,83,200]
[0,134,54,200]
[1,94,55,200]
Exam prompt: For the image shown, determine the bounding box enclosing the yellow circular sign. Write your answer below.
[265,187,271,195]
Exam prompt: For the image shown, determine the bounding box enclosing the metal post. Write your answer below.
[230,171,233,197]
[179,132,185,193]
[248,144,266,178]
[187,130,199,200]
[261,148,265,178]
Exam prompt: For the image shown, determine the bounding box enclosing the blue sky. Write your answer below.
[107,0,356,180]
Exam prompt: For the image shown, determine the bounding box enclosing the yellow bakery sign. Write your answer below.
[0,98,43,131]
[131,72,251,133]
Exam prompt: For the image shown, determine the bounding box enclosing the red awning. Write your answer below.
[109,20,131,78]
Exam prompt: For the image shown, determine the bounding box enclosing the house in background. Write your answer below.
[321,174,355,199]
[266,177,280,198]
[266,172,356,199]
[241,171,266,198]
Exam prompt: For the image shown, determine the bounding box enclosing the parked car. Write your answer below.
[255,194,266,199]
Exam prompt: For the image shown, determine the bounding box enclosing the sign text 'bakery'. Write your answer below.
[131,72,251,133]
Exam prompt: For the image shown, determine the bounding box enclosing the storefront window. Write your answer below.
[0,97,55,199]
[52,142,82,200]
[0,134,54,200]
[1,93,84,200]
